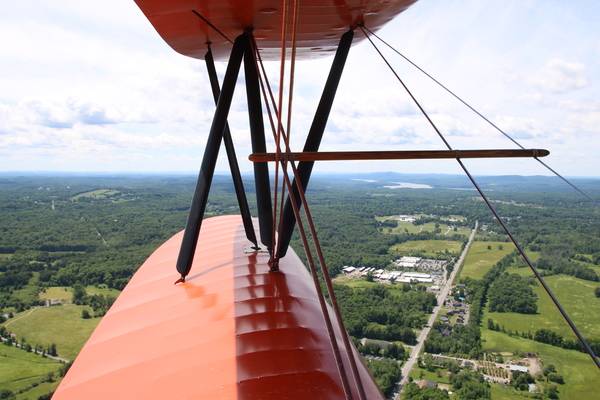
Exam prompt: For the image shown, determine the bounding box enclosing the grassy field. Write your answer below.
[389,240,463,257]
[482,330,599,399]
[335,280,417,299]
[0,344,62,397]
[394,222,471,237]
[3,304,101,360]
[71,189,119,200]
[376,215,470,237]
[38,287,73,301]
[408,367,452,385]
[458,241,516,280]
[16,380,60,400]
[38,285,121,302]
[484,274,600,340]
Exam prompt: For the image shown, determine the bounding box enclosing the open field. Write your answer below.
[16,381,60,400]
[458,241,516,280]
[38,285,121,302]
[376,215,470,236]
[335,280,417,299]
[408,367,452,385]
[0,344,62,397]
[482,330,599,399]
[396,222,471,237]
[38,287,73,301]
[12,284,41,306]
[389,240,463,257]
[484,274,600,340]
[2,304,101,360]
[71,189,120,200]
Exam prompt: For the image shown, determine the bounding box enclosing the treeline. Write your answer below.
[72,283,116,317]
[0,175,243,313]
[536,254,599,281]
[533,328,600,355]
[487,273,537,314]
[364,358,401,396]
[334,284,437,344]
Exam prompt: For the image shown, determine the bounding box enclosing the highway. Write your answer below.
[394,221,478,397]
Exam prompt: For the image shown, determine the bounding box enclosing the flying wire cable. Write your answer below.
[280,161,356,399]
[190,10,234,44]
[250,41,358,395]
[274,0,302,264]
[360,25,600,208]
[251,28,366,400]
[361,25,600,368]
[457,158,600,369]
[251,24,366,398]
[270,0,292,260]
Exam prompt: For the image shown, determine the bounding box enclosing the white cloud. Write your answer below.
[527,58,590,94]
[1,0,600,176]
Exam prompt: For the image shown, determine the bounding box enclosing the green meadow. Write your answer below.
[71,189,120,200]
[0,345,62,398]
[458,241,516,280]
[484,274,600,340]
[389,240,463,257]
[376,215,470,236]
[4,304,101,360]
[482,330,598,399]
[38,285,121,302]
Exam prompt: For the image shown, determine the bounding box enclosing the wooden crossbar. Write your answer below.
[249,149,549,162]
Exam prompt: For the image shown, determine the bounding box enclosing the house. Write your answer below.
[360,338,391,350]
[419,380,438,389]
[441,328,451,337]
[509,365,529,373]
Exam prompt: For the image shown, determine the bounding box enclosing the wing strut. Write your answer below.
[276,29,354,259]
[205,46,258,250]
[175,34,248,280]
[244,36,274,252]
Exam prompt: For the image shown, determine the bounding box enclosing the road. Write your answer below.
[4,306,43,327]
[395,221,478,396]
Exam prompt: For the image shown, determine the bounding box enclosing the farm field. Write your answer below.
[482,330,598,399]
[458,241,516,280]
[38,285,121,302]
[71,189,120,200]
[484,274,600,340]
[376,215,470,236]
[389,239,463,257]
[3,304,101,360]
[408,367,452,385]
[0,344,62,398]
[335,280,423,300]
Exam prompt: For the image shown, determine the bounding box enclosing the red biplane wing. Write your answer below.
[134,0,418,60]
[53,216,385,399]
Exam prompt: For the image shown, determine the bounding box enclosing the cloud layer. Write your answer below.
[1,0,599,176]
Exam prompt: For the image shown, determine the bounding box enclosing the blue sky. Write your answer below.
[1,0,599,176]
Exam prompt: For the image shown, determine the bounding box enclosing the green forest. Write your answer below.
[1,172,600,399]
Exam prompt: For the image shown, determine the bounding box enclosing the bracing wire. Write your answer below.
[360,25,600,208]
[360,25,600,369]
[248,29,364,400]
